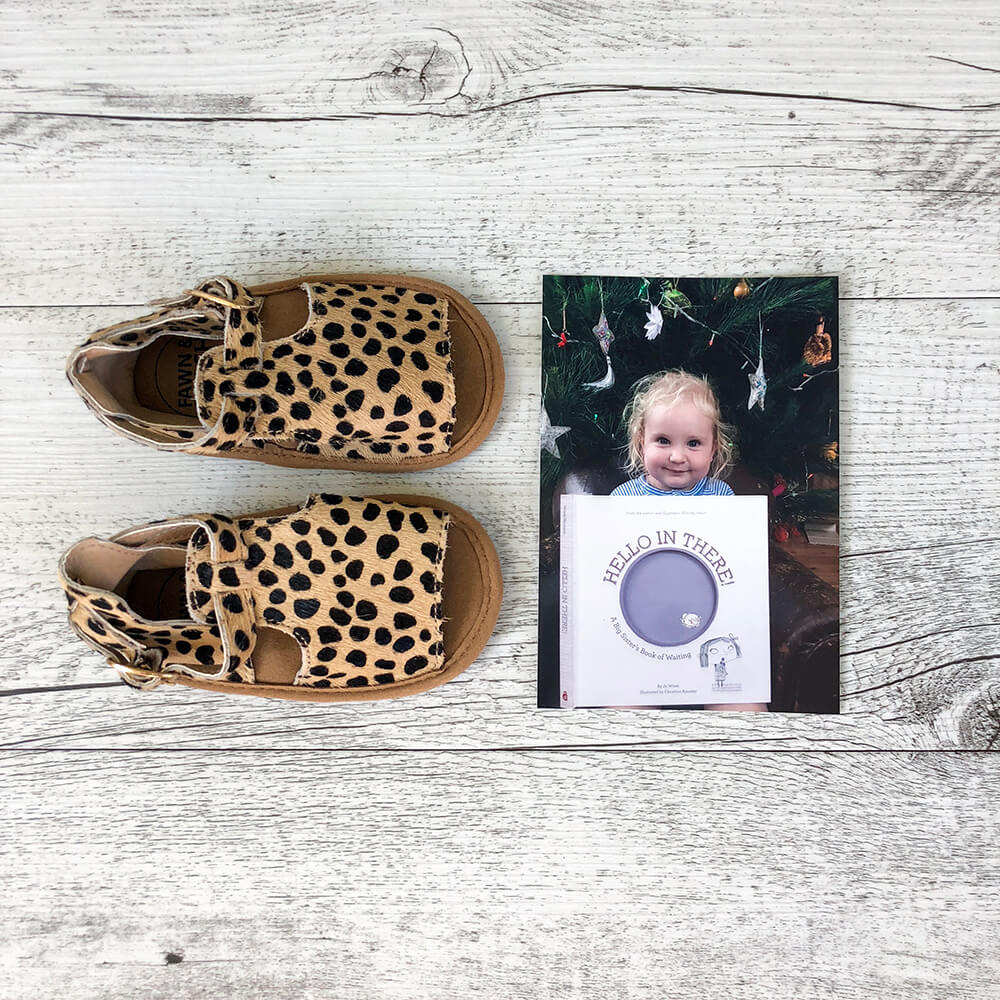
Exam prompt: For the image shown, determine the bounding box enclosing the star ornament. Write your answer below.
[643,304,663,341]
[747,355,767,411]
[540,405,571,458]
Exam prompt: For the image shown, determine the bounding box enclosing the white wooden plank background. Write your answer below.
[1,1,998,995]
[2,752,999,1000]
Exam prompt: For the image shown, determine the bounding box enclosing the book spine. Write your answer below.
[558,494,575,708]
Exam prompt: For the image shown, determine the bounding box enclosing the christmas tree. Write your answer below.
[540,275,839,536]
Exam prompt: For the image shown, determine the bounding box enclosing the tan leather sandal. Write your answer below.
[67,274,504,469]
[58,493,502,701]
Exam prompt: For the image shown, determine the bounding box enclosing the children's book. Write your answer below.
[559,495,771,707]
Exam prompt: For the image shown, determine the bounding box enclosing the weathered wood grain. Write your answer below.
[1,99,996,303]
[3,0,998,114]
[1,300,998,747]
[0,684,932,750]
[1,752,998,1000]
[3,2,997,304]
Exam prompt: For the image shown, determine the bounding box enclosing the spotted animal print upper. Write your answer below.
[59,495,451,691]
[71,277,457,462]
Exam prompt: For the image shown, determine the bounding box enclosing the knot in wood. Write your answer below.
[369,29,470,108]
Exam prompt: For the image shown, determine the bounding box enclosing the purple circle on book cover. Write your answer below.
[618,548,718,647]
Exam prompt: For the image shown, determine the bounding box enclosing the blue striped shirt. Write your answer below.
[610,475,734,497]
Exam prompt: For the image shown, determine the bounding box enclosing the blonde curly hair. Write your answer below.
[623,370,735,480]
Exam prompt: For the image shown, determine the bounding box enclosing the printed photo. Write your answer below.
[537,274,840,712]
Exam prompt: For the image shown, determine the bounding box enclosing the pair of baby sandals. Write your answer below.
[60,274,505,701]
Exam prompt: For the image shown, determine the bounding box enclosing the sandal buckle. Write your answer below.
[182,288,245,311]
[108,647,171,691]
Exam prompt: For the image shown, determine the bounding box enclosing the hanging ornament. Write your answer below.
[643,304,663,341]
[773,524,790,543]
[747,313,767,411]
[591,311,614,355]
[638,277,662,340]
[802,315,833,366]
[747,356,767,410]
[823,441,839,462]
[544,301,575,349]
[556,300,569,348]
[539,405,571,458]
[771,474,787,498]
[733,278,751,299]
[583,356,615,391]
[661,280,692,318]
[590,278,615,355]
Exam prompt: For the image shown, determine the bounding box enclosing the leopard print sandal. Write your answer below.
[58,493,502,701]
[67,274,504,470]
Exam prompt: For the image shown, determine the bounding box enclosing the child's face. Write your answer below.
[641,400,716,491]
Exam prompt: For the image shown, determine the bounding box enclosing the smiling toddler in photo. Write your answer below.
[611,370,766,712]
[612,370,735,497]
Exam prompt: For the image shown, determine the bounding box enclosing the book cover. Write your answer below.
[537,273,840,713]
[560,495,771,707]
